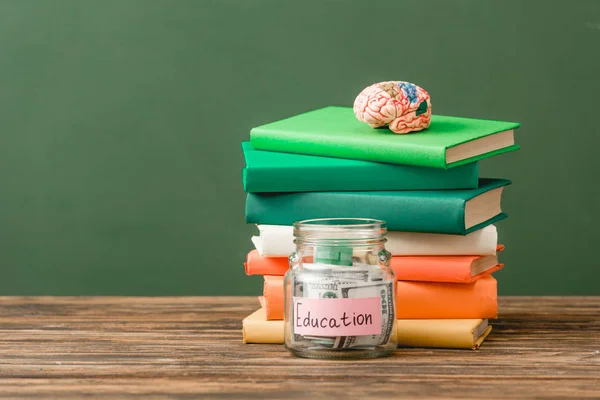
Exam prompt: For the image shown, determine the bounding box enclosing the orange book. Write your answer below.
[262,276,284,320]
[246,246,503,283]
[396,276,497,319]
[261,275,497,320]
[245,250,289,276]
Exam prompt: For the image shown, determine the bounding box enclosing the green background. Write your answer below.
[0,0,598,295]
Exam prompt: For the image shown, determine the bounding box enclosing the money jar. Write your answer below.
[284,218,397,359]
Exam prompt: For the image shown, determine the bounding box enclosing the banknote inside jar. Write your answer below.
[291,263,395,350]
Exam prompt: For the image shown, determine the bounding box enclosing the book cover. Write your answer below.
[241,141,479,192]
[245,179,510,235]
[250,106,520,169]
[261,276,497,320]
[245,248,504,283]
[243,308,492,349]
[252,224,499,257]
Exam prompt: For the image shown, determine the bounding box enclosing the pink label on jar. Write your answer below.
[293,297,382,336]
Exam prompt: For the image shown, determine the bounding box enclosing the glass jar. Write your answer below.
[283,218,397,359]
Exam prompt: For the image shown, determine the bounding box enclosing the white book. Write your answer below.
[252,224,498,257]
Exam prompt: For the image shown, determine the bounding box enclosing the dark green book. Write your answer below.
[250,107,520,169]
[242,142,479,193]
[245,179,510,234]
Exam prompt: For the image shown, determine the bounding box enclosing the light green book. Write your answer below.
[250,106,520,169]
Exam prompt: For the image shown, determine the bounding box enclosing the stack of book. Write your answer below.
[241,106,520,350]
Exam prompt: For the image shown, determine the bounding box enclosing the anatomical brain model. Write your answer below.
[353,81,431,134]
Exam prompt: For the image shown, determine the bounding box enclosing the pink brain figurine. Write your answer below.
[353,81,431,134]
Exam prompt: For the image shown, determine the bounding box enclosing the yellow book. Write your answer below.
[242,308,284,344]
[396,319,492,350]
[242,308,492,350]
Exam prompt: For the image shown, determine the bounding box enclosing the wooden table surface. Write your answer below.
[0,297,599,399]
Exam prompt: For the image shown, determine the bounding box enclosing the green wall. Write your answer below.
[0,0,598,295]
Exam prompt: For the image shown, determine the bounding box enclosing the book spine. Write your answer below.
[256,225,295,257]
[245,250,289,276]
[244,164,316,193]
[242,320,284,344]
[263,276,284,320]
[246,192,465,234]
[246,164,373,193]
[242,309,285,344]
[244,162,479,193]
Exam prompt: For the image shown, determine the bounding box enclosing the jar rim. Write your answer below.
[294,218,386,228]
[293,218,387,243]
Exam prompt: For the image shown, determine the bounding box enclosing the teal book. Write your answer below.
[250,107,520,169]
[245,179,510,235]
[241,142,479,193]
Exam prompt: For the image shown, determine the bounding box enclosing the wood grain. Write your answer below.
[0,296,599,399]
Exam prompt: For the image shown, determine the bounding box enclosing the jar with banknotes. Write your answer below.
[284,218,397,359]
